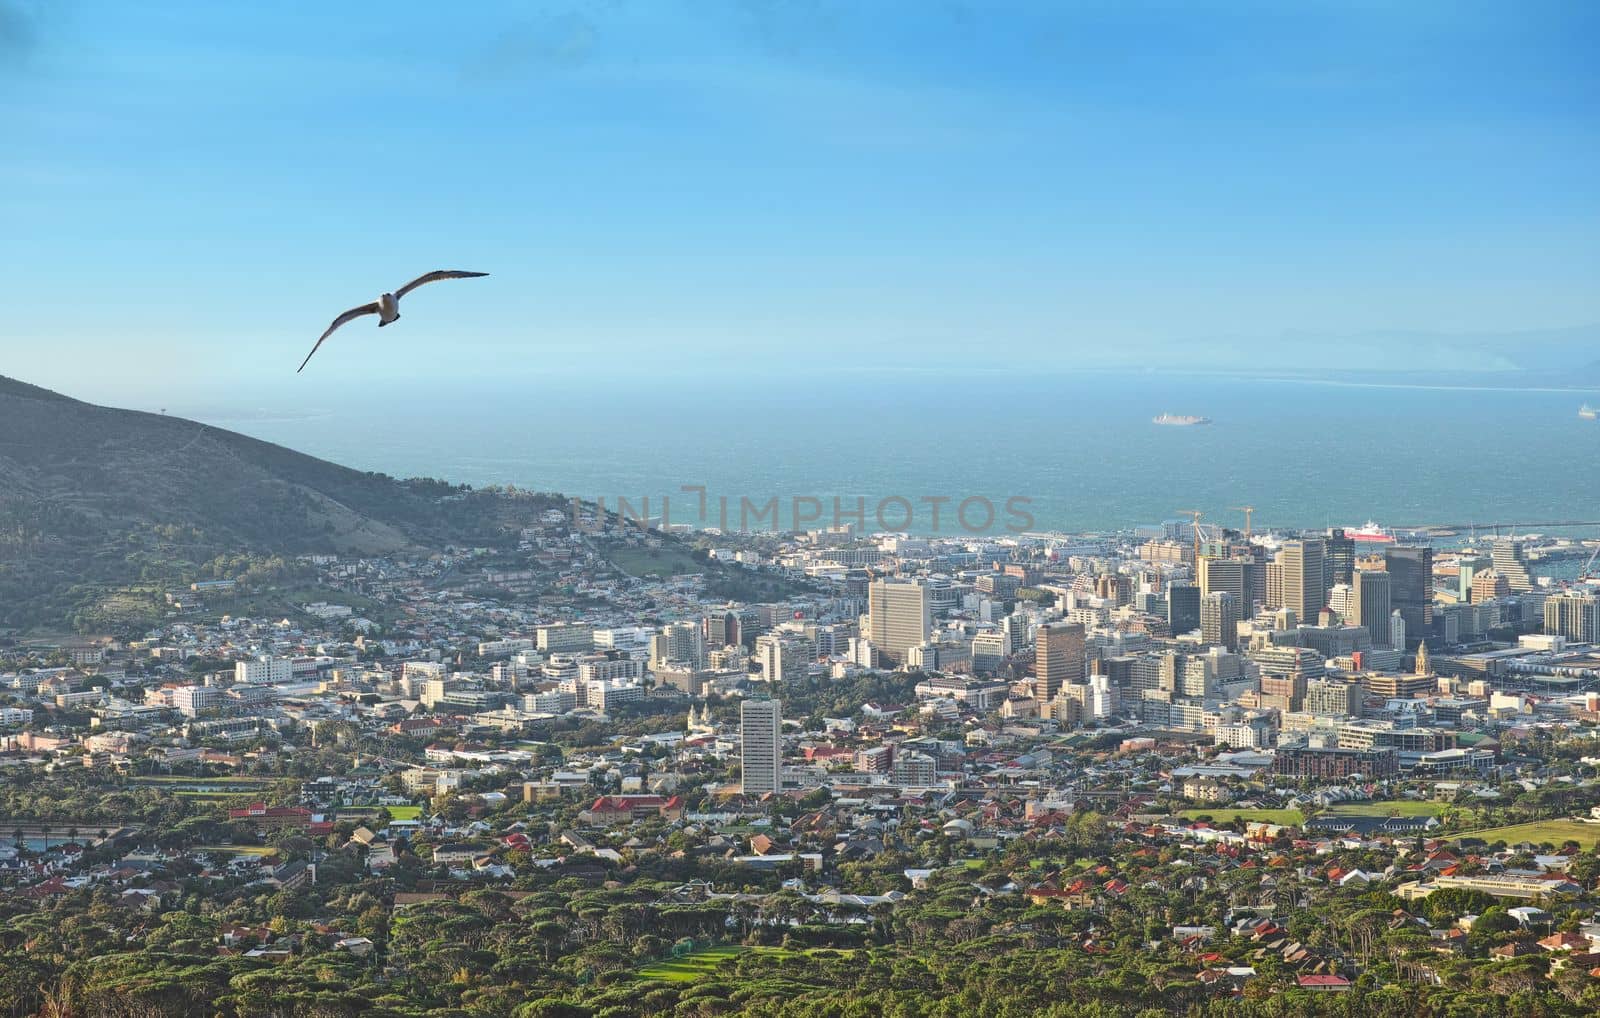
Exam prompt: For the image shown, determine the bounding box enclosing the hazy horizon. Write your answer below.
[91,370,1600,538]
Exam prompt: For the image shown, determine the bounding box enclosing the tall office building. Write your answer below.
[704,607,759,650]
[1384,545,1434,646]
[1002,611,1031,655]
[1199,556,1262,617]
[1327,583,1354,622]
[754,634,812,684]
[1471,570,1511,603]
[1277,540,1327,626]
[1491,538,1535,592]
[650,621,705,671]
[1167,583,1201,635]
[1254,646,1324,713]
[1305,678,1360,717]
[1389,609,1407,652]
[740,697,782,796]
[1325,529,1356,588]
[1035,621,1086,701]
[1351,569,1392,650]
[866,579,932,666]
[1200,591,1240,651]
[1455,552,1491,601]
[1544,590,1599,643]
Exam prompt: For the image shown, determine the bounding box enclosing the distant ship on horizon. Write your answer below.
[1152,412,1212,426]
[1581,403,1597,420]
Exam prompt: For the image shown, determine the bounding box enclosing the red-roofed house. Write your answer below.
[227,803,333,836]
[576,794,680,827]
[1296,974,1351,992]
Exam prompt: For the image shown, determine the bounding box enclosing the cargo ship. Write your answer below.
[1343,521,1396,544]
[1152,413,1212,426]
[1581,404,1597,420]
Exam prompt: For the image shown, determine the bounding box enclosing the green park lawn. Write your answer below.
[1178,808,1305,826]
[385,806,423,821]
[637,945,854,983]
[131,775,270,785]
[1454,819,1600,851]
[637,946,753,982]
[605,544,706,579]
[1320,800,1448,818]
[206,844,277,857]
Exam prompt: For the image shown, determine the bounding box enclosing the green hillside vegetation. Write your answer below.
[0,377,752,631]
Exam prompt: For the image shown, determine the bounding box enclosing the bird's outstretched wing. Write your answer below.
[298,302,381,373]
[394,269,489,300]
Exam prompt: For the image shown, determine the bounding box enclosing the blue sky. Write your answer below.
[3,1,1598,401]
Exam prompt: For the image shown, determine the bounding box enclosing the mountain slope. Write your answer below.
[0,377,559,629]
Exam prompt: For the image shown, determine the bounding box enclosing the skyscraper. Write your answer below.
[650,621,706,671]
[740,697,782,796]
[704,607,759,650]
[1002,611,1031,655]
[1351,569,1392,650]
[1491,538,1535,592]
[1544,590,1599,643]
[866,579,931,666]
[1200,591,1240,651]
[1199,556,1262,616]
[1167,583,1201,635]
[1035,621,1086,701]
[1385,545,1434,645]
[1277,540,1327,625]
[1325,528,1356,588]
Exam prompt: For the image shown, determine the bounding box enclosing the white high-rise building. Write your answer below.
[1002,612,1032,654]
[1544,590,1599,643]
[1088,673,1116,719]
[235,657,292,684]
[754,634,811,684]
[172,685,221,718]
[1327,583,1354,622]
[1390,610,1407,652]
[650,621,705,671]
[740,698,782,796]
[866,579,931,666]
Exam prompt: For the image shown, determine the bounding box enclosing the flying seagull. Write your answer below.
[297,270,489,372]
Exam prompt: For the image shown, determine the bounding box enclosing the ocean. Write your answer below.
[175,372,1600,538]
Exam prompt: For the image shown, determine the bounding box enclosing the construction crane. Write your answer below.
[1175,509,1205,563]
[1582,545,1600,581]
[1231,505,1255,539]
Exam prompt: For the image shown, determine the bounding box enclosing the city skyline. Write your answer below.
[9,5,1600,1013]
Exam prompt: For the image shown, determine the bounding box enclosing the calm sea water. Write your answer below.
[176,373,1600,537]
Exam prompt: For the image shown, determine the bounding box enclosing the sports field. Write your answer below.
[1178,808,1305,826]
[1320,800,1448,818]
[1454,819,1600,850]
